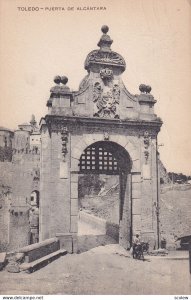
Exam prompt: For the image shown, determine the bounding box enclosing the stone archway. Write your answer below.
[40,25,162,253]
[71,134,140,173]
[30,190,39,208]
[71,140,133,249]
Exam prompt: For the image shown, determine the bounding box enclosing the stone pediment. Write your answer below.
[46,25,159,123]
[73,70,138,120]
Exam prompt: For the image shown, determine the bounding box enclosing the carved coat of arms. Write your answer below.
[93,68,120,119]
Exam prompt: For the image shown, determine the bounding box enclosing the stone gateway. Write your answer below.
[39,25,162,252]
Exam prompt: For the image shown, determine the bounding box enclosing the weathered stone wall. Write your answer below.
[79,210,106,232]
[0,193,10,252]
[10,153,40,250]
[79,210,119,241]
[0,130,13,149]
[0,153,40,251]
[106,222,119,242]
[0,162,13,251]
[40,125,51,241]
[12,153,40,207]
[8,208,30,251]
[138,136,158,249]
[0,162,13,187]
[40,128,71,241]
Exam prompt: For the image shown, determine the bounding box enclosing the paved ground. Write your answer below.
[0,244,190,295]
[0,221,190,295]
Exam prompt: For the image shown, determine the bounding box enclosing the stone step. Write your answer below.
[20,249,67,273]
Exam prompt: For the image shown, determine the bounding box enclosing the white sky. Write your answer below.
[0,0,191,174]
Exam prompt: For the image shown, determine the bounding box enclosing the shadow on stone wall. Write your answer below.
[77,234,117,253]
[106,222,119,242]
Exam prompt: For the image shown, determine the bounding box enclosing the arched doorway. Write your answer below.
[29,190,40,244]
[77,141,132,249]
[30,190,39,208]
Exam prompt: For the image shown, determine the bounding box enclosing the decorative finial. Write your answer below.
[97,25,113,51]
[61,76,68,85]
[146,85,152,93]
[54,76,61,84]
[139,84,152,94]
[101,25,109,34]
[60,76,70,93]
[84,25,126,72]
[48,74,71,106]
[50,76,61,95]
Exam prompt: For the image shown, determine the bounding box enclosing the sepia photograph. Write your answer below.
[0,0,191,297]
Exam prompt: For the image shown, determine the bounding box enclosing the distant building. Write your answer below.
[0,115,40,251]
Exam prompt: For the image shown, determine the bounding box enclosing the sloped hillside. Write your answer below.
[80,191,119,224]
[160,185,191,247]
[79,174,120,223]
[79,170,191,248]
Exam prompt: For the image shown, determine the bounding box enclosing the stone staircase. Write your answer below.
[6,237,67,273]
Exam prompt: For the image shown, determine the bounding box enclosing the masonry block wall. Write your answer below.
[0,162,13,251]
[8,153,40,250]
[9,209,30,250]
[0,191,11,251]
[40,127,71,241]
[0,153,40,251]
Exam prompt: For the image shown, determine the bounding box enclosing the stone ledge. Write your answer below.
[17,237,60,263]
[18,237,58,253]
[20,249,67,273]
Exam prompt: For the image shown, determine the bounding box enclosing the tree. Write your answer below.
[78,174,104,198]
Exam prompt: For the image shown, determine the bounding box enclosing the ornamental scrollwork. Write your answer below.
[93,82,102,103]
[79,74,90,91]
[85,50,126,71]
[61,127,68,161]
[143,131,150,164]
[143,131,150,149]
[113,84,120,104]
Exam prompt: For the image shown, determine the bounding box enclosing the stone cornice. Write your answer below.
[43,115,162,136]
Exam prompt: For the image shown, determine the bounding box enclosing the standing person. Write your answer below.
[134,234,141,245]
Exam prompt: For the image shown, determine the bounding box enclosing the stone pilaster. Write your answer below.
[119,173,132,249]
[40,124,52,241]
[140,135,158,249]
[131,173,142,236]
